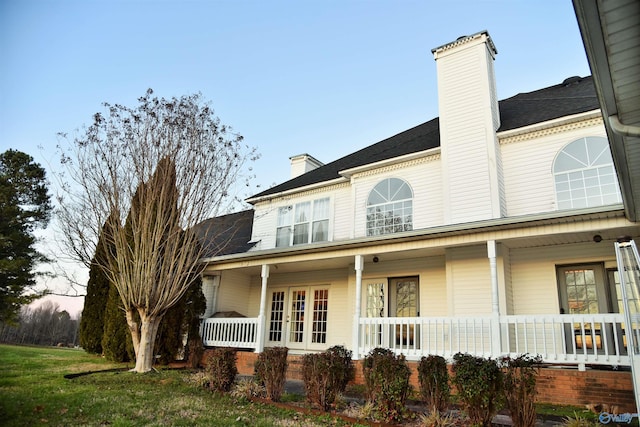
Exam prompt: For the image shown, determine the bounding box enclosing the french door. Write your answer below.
[266,286,329,350]
[362,277,420,348]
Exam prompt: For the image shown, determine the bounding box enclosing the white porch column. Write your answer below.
[255,264,270,353]
[353,255,364,360]
[202,274,221,318]
[488,240,499,315]
[487,240,502,356]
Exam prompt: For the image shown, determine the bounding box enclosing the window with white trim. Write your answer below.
[553,137,622,210]
[276,198,330,247]
[366,178,413,236]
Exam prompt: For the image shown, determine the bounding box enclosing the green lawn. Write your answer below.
[0,344,363,426]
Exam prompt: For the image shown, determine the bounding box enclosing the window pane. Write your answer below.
[366,178,413,236]
[554,137,621,209]
[289,291,306,343]
[311,289,329,344]
[276,227,291,247]
[269,292,285,342]
[293,223,309,245]
[312,220,328,242]
[295,201,310,223]
[277,206,292,227]
[313,198,330,220]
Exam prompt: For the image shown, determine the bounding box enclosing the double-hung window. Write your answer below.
[276,197,330,247]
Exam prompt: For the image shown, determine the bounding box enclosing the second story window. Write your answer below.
[553,136,622,210]
[366,178,413,236]
[276,197,330,247]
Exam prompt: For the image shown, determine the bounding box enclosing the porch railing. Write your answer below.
[199,313,633,368]
[358,313,631,367]
[200,317,258,348]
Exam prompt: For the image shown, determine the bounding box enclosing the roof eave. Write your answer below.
[573,0,640,222]
[201,205,626,264]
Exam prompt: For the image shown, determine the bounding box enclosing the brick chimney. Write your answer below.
[432,31,504,223]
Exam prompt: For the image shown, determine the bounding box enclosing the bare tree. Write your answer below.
[55,90,257,372]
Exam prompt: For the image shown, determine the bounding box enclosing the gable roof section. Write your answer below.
[194,209,255,258]
[498,76,599,130]
[249,76,599,201]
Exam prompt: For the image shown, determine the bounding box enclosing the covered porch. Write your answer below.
[200,208,640,371]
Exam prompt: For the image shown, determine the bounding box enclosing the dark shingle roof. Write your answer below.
[498,76,599,131]
[194,209,255,258]
[250,76,598,200]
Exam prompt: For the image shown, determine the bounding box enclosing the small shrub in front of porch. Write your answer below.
[301,345,355,411]
[451,352,503,427]
[501,354,542,427]
[205,347,238,392]
[417,354,450,414]
[254,346,288,402]
[362,348,412,423]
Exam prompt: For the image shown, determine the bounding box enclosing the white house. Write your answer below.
[197,30,638,408]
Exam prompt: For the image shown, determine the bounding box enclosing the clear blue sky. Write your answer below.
[0,0,591,315]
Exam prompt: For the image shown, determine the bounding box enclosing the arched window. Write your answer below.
[366,178,413,236]
[553,136,622,210]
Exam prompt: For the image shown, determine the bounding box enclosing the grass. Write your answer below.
[0,344,366,426]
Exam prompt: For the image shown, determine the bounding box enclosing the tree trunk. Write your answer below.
[132,312,163,373]
[125,308,141,359]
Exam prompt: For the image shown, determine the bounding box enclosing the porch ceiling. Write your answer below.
[258,227,639,275]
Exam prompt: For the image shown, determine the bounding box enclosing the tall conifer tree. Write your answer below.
[78,219,113,353]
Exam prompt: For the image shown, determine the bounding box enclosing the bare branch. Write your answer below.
[53,90,258,372]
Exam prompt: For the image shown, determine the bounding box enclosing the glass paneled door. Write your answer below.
[363,277,420,349]
[266,286,329,350]
[557,264,610,352]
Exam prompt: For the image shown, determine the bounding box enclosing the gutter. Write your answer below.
[609,115,640,138]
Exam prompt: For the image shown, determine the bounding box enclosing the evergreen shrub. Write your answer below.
[362,347,411,423]
[451,352,503,427]
[254,346,288,401]
[205,347,238,392]
[501,354,542,427]
[301,345,354,410]
[417,354,450,414]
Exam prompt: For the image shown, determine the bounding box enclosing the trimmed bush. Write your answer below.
[254,346,288,401]
[451,353,503,427]
[301,345,354,411]
[362,348,411,423]
[325,345,355,392]
[205,347,238,392]
[417,354,450,414]
[502,354,542,427]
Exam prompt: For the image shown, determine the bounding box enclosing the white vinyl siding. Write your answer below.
[501,123,609,216]
[352,158,442,238]
[437,39,502,223]
[446,245,492,315]
[509,242,617,315]
[216,270,252,316]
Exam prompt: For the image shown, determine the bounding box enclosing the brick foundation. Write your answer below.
[203,350,636,413]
